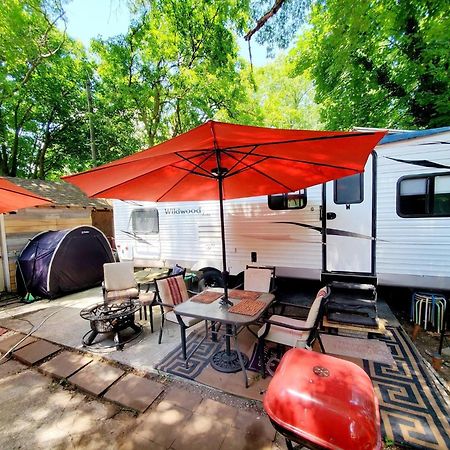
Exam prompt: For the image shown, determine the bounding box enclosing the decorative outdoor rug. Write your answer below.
[364,327,450,449]
[246,342,280,376]
[155,329,223,379]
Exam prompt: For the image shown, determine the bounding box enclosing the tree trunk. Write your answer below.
[86,78,97,166]
[0,144,9,176]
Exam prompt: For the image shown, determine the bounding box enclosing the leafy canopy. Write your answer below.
[292,0,450,130]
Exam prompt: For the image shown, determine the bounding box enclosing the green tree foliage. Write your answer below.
[252,54,321,129]
[292,0,450,130]
[90,0,257,162]
[0,0,92,178]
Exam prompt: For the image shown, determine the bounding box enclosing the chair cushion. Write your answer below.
[258,315,309,348]
[139,292,155,305]
[156,275,189,312]
[165,311,202,327]
[244,268,273,293]
[305,295,325,328]
[105,287,139,301]
[104,262,137,291]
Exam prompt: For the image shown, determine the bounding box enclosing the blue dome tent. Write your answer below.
[17,225,114,299]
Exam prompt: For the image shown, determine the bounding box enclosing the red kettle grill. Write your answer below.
[263,348,381,450]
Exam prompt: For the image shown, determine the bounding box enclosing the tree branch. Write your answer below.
[244,0,287,42]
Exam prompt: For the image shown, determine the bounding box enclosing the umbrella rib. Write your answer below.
[228,148,362,172]
[223,154,270,177]
[174,152,215,177]
[83,152,215,198]
[155,153,214,201]
[224,151,296,192]
[224,145,259,175]
[171,165,214,178]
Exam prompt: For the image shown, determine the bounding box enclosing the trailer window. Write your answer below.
[334,173,363,204]
[268,190,307,210]
[398,173,450,217]
[131,208,159,233]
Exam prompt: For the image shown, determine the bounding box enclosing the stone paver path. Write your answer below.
[13,340,60,365]
[0,333,37,353]
[104,373,164,412]
[68,360,125,396]
[39,350,93,378]
[0,328,284,449]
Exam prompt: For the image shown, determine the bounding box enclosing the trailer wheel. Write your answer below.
[198,269,224,291]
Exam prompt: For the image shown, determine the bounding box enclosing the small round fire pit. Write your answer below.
[80,299,142,350]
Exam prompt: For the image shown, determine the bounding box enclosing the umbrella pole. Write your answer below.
[217,175,232,306]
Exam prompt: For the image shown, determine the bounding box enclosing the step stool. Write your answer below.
[411,292,447,333]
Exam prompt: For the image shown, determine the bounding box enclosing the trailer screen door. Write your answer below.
[325,155,373,273]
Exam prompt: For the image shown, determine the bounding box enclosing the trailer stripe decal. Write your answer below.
[385,156,450,169]
[274,221,375,240]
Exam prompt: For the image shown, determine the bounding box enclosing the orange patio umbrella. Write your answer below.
[0,177,52,213]
[63,121,385,304]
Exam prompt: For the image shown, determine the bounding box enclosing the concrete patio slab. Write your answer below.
[220,426,274,450]
[0,359,27,380]
[103,373,164,412]
[194,398,239,427]
[171,411,230,450]
[162,385,203,411]
[13,340,61,365]
[234,409,277,441]
[0,333,37,354]
[68,360,124,396]
[39,350,92,379]
[137,403,193,448]
[0,287,183,372]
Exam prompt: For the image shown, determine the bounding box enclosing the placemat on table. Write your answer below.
[191,291,223,304]
[228,299,266,316]
[228,289,261,301]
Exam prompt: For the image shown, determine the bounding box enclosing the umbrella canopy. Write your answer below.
[0,177,52,213]
[64,121,385,303]
[63,121,385,202]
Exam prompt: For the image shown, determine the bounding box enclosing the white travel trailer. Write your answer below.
[113,127,450,290]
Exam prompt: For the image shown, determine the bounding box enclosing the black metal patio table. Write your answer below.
[174,288,274,387]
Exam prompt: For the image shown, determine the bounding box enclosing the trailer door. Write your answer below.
[325,155,374,273]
